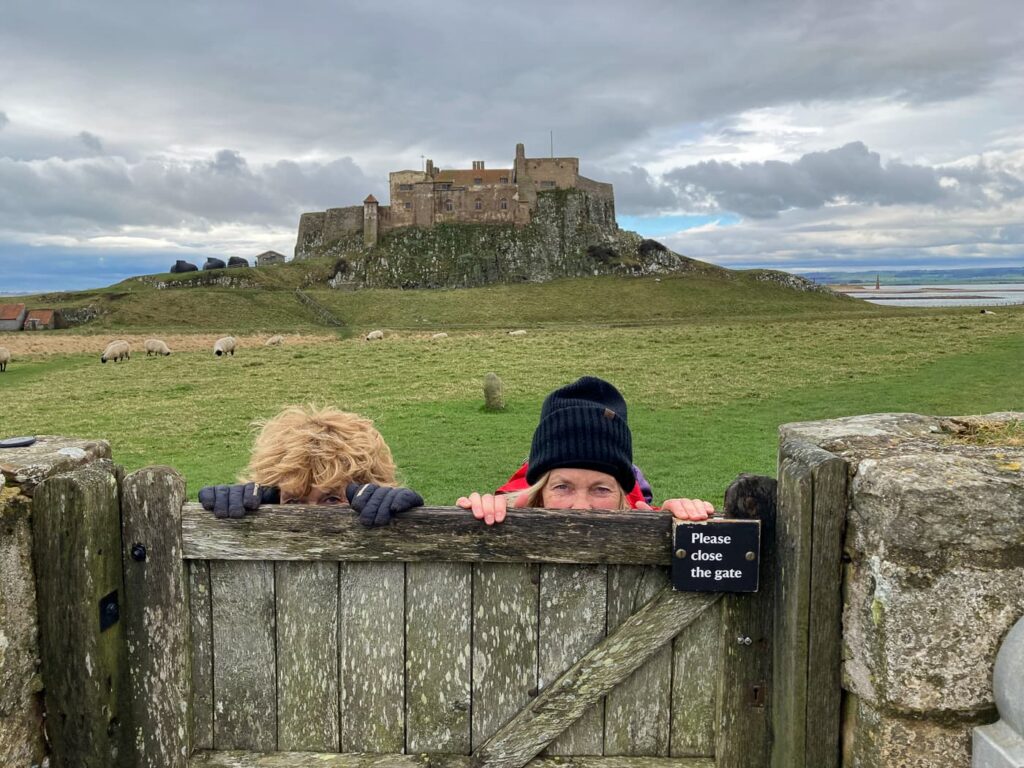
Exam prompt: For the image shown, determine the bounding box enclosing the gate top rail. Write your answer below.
[180,503,676,565]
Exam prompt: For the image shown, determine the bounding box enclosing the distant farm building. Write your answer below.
[0,303,28,331]
[23,309,59,330]
[255,250,286,266]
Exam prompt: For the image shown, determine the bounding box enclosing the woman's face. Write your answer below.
[281,487,346,505]
[541,468,623,510]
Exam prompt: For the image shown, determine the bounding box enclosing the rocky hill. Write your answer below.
[295,188,723,289]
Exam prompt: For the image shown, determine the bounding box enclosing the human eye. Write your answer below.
[591,486,614,497]
[283,497,301,505]
[322,496,344,505]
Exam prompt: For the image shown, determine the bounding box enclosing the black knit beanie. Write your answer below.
[526,376,634,492]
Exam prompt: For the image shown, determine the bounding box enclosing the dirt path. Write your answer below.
[0,332,335,358]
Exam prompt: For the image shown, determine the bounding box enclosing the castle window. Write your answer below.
[474,199,482,210]
[500,199,508,210]
[540,180,556,189]
[499,176,509,184]
[441,183,452,190]
[398,183,413,191]
[404,202,412,209]
[474,177,483,185]
[445,200,453,212]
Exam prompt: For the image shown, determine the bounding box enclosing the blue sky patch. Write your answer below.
[617,213,740,237]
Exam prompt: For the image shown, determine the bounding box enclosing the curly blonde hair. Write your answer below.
[241,404,396,499]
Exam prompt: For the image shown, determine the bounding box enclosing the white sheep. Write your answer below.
[507,329,528,337]
[365,330,385,341]
[214,336,237,356]
[101,340,130,364]
[430,332,449,340]
[265,334,284,346]
[144,338,172,356]
[0,346,10,372]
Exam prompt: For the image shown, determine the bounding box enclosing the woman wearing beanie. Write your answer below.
[457,376,714,525]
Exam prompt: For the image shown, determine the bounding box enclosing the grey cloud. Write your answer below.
[0,150,380,235]
[591,165,678,215]
[1,1,1021,165]
[0,111,8,130]
[663,142,1023,218]
[77,131,103,154]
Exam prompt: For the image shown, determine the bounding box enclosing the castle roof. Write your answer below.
[0,303,26,321]
[363,194,378,204]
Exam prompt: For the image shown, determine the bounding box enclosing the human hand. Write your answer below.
[455,491,525,525]
[345,482,424,527]
[636,497,714,521]
[198,483,280,519]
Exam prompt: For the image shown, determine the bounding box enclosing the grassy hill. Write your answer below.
[5,257,892,334]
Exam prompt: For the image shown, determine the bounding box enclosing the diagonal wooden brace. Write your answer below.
[473,587,721,768]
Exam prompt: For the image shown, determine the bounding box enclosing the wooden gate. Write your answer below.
[30,456,844,768]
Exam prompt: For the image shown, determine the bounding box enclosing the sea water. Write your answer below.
[834,283,1024,307]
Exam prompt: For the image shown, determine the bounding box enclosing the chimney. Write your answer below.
[472,160,485,170]
[425,159,435,177]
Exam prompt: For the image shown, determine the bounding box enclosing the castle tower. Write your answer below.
[363,195,379,247]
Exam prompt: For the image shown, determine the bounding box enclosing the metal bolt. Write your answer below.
[675,549,687,559]
[737,635,752,646]
[745,551,756,561]
[131,544,147,562]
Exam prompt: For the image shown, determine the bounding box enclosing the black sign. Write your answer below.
[671,519,761,593]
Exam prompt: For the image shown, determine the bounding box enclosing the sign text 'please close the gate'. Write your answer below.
[671,519,761,593]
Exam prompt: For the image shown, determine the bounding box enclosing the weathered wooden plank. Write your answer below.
[716,474,778,768]
[32,466,128,768]
[188,750,716,768]
[805,453,847,768]
[539,564,607,755]
[339,562,406,753]
[472,564,540,748]
[276,561,340,751]
[182,504,673,565]
[122,466,191,768]
[474,586,720,768]
[670,600,721,757]
[605,565,672,756]
[189,560,214,750]
[210,561,277,751]
[769,453,814,768]
[406,562,472,753]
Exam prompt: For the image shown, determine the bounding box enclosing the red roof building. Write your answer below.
[0,303,27,331]
[24,309,57,330]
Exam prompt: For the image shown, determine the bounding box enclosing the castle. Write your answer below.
[295,142,616,256]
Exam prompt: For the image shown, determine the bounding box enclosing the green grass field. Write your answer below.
[2,277,1021,506]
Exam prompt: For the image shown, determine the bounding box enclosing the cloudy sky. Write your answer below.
[1,0,1022,292]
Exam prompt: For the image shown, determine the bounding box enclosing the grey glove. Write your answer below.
[198,483,280,519]
[345,482,423,527]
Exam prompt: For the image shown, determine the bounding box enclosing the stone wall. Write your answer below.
[0,436,112,767]
[780,412,1024,768]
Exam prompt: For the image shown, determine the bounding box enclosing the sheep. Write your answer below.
[365,330,385,341]
[265,334,284,346]
[214,336,237,356]
[507,329,528,337]
[144,339,172,356]
[430,332,449,340]
[0,346,10,372]
[100,340,130,364]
